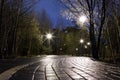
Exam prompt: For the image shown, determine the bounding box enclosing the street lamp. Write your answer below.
[60,48,62,51]
[80,39,84,56]
[79,15,87,24]
[76,48,78,51]
[45,33,53,54]
[78,15,88,30]
[46,33,53,40]
[87,42,91,56]
[87,42,90,46]
[76,48,78,56]
[80,39,84,43]
[84,45,87,49]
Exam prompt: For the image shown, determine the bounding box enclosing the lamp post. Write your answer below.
[76,48,78,56]
[46,33,53,46]
[45,33,53,54]
[87,42,91,56]
[87,42,90,46]
[78,15,88,27]
[78,15,87,56]
[84,45,88,56]
[80,39,84,56]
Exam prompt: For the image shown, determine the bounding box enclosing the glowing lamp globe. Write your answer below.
[79,16,87,23]
[80,39,84,43]
[46,33,52,39]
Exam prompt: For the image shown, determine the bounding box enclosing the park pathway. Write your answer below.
[3,55,120,80]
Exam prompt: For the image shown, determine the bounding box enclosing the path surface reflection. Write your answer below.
[9,55,120,80]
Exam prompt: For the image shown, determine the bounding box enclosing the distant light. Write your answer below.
[46,33,53,40]
[85,45,87,49]
[79,15,87,23]
[80,39,84,43]
[60,48,62,50]
[64,44,66,46]
[65,31,68,33]
[87,42,90,45]
[76,48,78,51]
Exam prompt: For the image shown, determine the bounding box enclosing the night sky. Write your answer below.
[34,0,73,27]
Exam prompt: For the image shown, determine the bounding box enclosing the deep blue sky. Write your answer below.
[34,0,72,27]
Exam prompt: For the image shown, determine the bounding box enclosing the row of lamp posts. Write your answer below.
[45,33,91,56]
[76,39,91,56]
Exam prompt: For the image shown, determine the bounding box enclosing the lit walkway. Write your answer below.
[3,55,120,80]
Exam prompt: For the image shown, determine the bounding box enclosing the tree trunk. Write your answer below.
[89,10,98,59]
[0,0,5,58]
[96,0,106,59]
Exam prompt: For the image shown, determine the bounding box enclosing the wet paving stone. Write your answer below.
[59,77,72,80]
[47,76,58,80]
[8,55,120,80]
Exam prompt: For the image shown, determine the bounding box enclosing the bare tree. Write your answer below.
[0,0,5,58]
[59,0,107,59]
[0,0,40,58]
